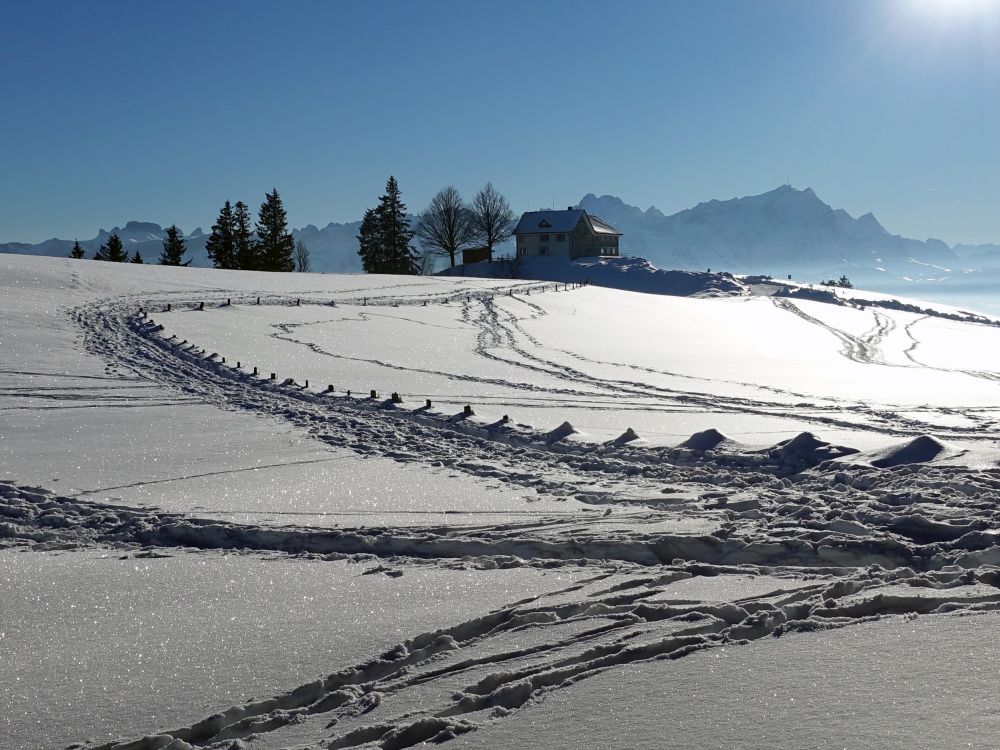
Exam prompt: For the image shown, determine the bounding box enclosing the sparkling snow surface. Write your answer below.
[454,611,1000,750]
[6,255,1000,750]
[0,549,584,749]
[155,284,1000,450]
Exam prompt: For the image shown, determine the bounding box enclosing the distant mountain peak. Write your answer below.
[123,221,163,233]
[574,185,961,279]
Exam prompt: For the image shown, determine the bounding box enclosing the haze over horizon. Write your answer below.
[3,0,999,246]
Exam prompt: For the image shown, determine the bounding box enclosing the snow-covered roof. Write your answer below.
[588,215,620,235]
[515,209,621,236]
[515,209,586,234]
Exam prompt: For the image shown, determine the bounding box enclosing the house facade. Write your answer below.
[514,208,621,260]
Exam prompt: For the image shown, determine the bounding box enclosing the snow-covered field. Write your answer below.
[5,254,1000,749]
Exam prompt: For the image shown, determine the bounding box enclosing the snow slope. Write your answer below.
[455,609,1000,750]
[5,254,1000,749]
[1,549,583,750]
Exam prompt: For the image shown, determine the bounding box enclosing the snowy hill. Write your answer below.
[6,253,1000,748]
[438,255,748,297]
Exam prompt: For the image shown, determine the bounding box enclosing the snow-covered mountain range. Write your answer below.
[577,187,999,285]
[4,186,1000,286]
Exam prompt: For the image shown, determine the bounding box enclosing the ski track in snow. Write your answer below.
[10,467,1000,750]
[8,282,1000,749]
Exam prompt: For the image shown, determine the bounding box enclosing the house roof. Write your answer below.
[588,215,621,235]
[514,209,622,236]
[515,209,587,235]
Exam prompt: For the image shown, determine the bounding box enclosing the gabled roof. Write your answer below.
[514,209,622,236]
[514,209,587,235]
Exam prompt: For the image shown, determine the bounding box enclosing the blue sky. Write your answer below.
[2,0,999,244]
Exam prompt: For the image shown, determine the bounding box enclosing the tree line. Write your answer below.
[203,190,308,272]
[70,188,309,271]
[358,177,517,274]
[70,178,519,275]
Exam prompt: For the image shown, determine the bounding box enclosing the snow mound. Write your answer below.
[768,432,859,470]
[438,256,748,298]
[610,427,641,447]
[546,421,578,442]
[679,428,733,452]
[871,435,949,468]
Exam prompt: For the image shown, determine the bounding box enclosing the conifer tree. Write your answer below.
[255,189,295,272]
[205,201,237,269]
[377,176,417,274]
[358,178,417,274]
[159,225,188,266]
[130,250,144,264]
[357,207,382,273]
[233,200,259,271]
[69,240,85,259]
[94,233,127,262]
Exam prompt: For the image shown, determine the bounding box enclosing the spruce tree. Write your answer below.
[255,189,295,272]
[357,207,382,273]
[159,225,188,266]
[94,233,127,262]
[130,250,144,264]
[379,176,416,274]
[205,201,237,269]
[233,201,259,270]
[70,240,85,259]
[359,176,416,274]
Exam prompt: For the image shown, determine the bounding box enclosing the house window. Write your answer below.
[556,234,565,242]
[539,234,549,242]
[539,246,548,256]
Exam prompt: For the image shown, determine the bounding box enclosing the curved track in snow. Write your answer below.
[7,284,994,750]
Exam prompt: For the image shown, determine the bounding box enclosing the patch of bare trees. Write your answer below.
[414,183,518,271]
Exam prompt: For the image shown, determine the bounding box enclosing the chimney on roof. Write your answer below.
[567,206,574,211]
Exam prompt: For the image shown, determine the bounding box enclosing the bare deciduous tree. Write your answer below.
[414,186,476,268]
[470,183,517,262]
[295,239,312,272]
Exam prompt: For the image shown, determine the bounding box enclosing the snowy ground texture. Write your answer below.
[5,254,1000,749]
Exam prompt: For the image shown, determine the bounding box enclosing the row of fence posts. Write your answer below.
[140,308,470,414]
[156,279,585,316]
[140,282,592,416]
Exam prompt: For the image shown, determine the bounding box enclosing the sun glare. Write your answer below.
[907,0,1000,20]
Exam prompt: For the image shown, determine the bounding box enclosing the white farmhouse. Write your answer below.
[514,208,622,260]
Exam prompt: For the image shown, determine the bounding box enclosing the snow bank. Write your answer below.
[439,255,748,297]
